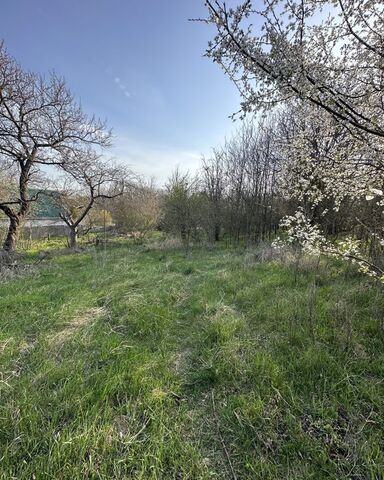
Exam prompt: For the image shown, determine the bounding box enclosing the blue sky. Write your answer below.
[2,0,241,184]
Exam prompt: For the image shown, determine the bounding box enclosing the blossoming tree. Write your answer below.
[204,0,384,280]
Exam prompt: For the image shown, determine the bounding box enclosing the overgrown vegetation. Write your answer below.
[0,239,383,479]
[1,1,384,477]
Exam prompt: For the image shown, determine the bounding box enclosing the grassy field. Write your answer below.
[0,239,383,479]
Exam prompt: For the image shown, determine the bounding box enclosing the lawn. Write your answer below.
[0,240,383,479]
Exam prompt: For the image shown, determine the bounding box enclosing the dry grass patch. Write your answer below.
[0,337,14,355]
[48,306,106,346]
[171,348,193,379]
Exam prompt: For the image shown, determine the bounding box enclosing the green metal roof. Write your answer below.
[29,189,61,219]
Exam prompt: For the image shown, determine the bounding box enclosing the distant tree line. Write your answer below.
[157,109,382,251]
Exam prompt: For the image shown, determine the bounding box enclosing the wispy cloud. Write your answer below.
[113,76,132,99]
[111,136,205,186]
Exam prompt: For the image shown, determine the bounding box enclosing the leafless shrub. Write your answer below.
[110,178,160,239]
[244,243,283,266]
[144,237,182,251]
[244,243,299,267]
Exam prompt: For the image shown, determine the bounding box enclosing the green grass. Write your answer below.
[0,240,383,479]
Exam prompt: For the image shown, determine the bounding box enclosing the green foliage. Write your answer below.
[0,241,383,478]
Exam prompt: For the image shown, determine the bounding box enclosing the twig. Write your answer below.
[211,389,238,480]
[124,418,150,445]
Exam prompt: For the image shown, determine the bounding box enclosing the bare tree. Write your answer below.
[57,153,128,248]
[201,151,225,242]
[212,119,281,245]
[0,44,111,255]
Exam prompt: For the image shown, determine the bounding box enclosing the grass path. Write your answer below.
[0,242,383,478]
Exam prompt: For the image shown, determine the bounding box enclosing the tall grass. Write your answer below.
[0,239,383,478]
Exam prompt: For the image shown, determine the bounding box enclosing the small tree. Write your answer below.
[57,154,127,248]
[161,169,203,249]
[0,44,111,255]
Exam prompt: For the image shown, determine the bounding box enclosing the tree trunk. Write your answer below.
[2,216,20,254]
[180,224,187,243]
[69,227,78,248]
[1,162,31,255]
[214,223,221,242]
